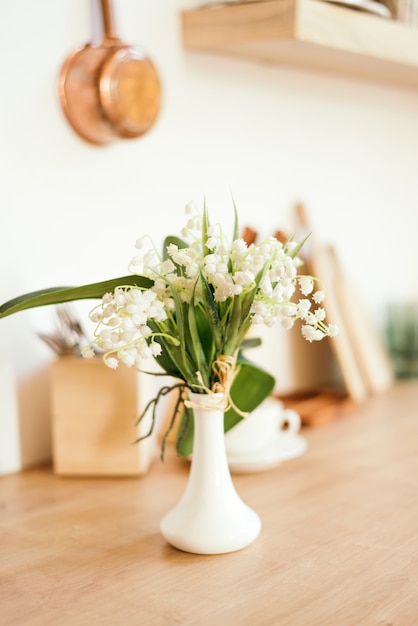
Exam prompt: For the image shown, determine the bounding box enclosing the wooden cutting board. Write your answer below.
[308,242,370,403]
[326,245,394,395]
[293,203,393,403]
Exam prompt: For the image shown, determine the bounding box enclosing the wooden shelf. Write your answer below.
[181,0,418,88]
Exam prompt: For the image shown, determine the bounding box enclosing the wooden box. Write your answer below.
[50,356,159,477]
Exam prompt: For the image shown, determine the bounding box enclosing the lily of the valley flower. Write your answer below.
[84,203,338,380]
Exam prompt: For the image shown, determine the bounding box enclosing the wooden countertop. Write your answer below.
[2,382,418,625]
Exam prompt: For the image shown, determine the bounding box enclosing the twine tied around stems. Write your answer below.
[184,355,248,416]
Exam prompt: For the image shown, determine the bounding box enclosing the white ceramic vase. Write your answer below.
[160,391,261,554]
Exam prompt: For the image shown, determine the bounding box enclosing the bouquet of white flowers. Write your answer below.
[0,201,337,455]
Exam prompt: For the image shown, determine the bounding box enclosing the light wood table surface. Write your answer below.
[1,382,418,625]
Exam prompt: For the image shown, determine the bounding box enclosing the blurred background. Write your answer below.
[1,0,418,469]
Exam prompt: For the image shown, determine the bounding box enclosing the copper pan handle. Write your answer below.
[100,0,118,41]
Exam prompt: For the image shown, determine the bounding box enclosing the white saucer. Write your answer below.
[227,434,308,473]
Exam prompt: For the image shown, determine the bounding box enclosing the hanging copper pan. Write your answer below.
[58,0,161,145]
[58,1,121,145]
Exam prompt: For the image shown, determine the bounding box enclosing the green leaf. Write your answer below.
[162,236,188,261]
[175,405,195,457]
[287,232,311,259]
[239,336,262,350]
[230,194,239,242]
[224,358,275,432]
[158,278,197,385]
[147,325,182,379]
[195,305,215,367]
[157,341,188,381]
[224,296,242,355]
[202,198,211,256]
[240,283,258,321]
[0,275,153,319]
[199,271,222,352]
[187,284,209,386]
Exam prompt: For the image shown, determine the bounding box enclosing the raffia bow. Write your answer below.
[184,354,248,417]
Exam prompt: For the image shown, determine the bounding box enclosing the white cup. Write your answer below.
[225,398,301,457]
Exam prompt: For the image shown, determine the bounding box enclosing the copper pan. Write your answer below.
[58,0,161,145]
[58,1,122,145]
[98,0,161,138]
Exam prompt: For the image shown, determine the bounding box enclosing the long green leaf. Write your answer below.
[240,283,258,321]
[147,322,182,379]
[157,338,191,381]
[202,198,210,256]
[160,277,199,384]
[0,275,153,319]
[230,194,239,242]
[224,296,242,355]
[287,232,310,259]
[187,283,208,386]
[195,305,215,367]
[199,271,222,351]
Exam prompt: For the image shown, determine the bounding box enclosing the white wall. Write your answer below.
[1,1,418,465]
